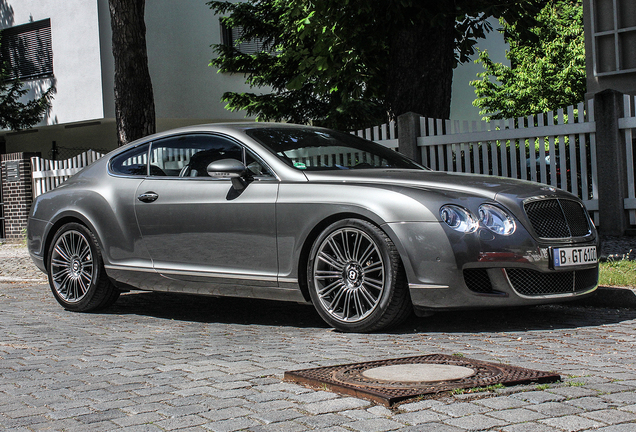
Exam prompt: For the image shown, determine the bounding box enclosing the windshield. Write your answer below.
[246,127,425,171]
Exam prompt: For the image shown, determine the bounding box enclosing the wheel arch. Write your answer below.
[42,213,102,270]
[297,212,397,303]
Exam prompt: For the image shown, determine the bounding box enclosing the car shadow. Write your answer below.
[103,290,636,334]
[104,291,330,329]
[393,302,636,335]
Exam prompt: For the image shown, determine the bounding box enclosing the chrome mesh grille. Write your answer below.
[524,199,591,239]
[506,268,598,296]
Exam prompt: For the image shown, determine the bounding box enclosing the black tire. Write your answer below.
[47,223,120,311]
[307,219,412,332]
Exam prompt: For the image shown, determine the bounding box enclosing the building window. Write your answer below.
[1,18,53,80]
[220,21,268,55]
[591,0,636,76]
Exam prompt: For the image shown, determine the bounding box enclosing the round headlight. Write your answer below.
[479,204,516,235]
[440,205,478,233]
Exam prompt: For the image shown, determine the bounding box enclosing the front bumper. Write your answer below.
[386,221,599,310]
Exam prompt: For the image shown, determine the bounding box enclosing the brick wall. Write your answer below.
[1,153,39,240]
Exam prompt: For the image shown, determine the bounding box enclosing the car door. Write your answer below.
[134,133,280,287]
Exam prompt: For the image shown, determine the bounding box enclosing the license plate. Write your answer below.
[552,246,597,268]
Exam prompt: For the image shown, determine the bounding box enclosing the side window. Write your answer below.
[149,134,243,177]
[148,134,274,178]
[110,144,149,176]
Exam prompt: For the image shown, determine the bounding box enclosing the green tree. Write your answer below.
[0,57,54,131]
[471,0,585,120]
[209,0,546,130]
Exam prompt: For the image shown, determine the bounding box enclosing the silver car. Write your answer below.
[27,123,599,332]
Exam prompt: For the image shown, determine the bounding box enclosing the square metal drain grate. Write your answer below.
[284,353,560,406]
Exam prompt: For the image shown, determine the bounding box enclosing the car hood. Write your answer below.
[302,169,565,201]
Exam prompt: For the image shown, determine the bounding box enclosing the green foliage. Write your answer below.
[0,49,54,130]
[599,259,636,287]
[471,0,585,121]
[210,0,547,130]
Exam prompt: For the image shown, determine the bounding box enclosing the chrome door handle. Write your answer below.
[137,192,158,203]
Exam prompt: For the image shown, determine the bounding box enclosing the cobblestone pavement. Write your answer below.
[1,244,636,431]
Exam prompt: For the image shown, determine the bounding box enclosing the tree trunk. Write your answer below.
[109,0,155,146]
[386,15,456,120]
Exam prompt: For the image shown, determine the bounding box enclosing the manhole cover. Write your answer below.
[284,354,560,406]
[362,364,475,382]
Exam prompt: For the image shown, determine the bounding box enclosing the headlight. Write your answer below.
[479,204,516,235]
[440,205,478,233]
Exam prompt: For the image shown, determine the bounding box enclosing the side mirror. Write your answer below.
[207,159,251,190]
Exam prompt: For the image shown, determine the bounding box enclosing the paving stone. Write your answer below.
[302,397,370,414]
[487,407,548,422]
[512,391,567,404]
[430,401,489,417]
[539,414,606,431]
[112,412,167,427]
[565,396,614,411]
[398,424,464,432]
[199,407,252,422]
[247,420,309,432]
[393,410,449,425]
[250,409,304,424]
[619,404,636,413]
[528,401,585,417]
[474,396,530,410]
[153,414,209,430]
[500,423,561,432]
[593,425,636,432]
[342,418,404,432]
[296,413,349,428]
[204,416,260,432]
[581,408,636,424]
[444,413,508,430]
[602,392,636,405]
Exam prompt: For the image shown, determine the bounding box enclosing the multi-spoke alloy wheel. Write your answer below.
[47,223,120,311]
[51,230,94,302]
[308,219,411,332]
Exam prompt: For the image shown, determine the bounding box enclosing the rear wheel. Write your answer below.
[47,223,119,311]
[307,219,412,332]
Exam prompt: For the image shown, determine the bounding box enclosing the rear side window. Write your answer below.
[110,144,150,176]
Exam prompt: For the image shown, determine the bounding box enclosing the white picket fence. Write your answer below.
[354,101,604,224]
[31,150,104,198]
[354,120,399,150]
[418,101,600,223]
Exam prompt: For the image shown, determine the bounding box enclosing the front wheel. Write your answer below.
[47,223,119,311]
[307,219,411,332]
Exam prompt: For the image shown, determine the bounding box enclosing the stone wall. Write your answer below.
[1,153,38,240]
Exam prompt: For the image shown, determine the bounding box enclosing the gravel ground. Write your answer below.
[0,242,47,282]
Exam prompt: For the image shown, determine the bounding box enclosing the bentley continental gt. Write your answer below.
[27,123,599,332]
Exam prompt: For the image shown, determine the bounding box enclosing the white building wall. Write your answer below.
[1,0,105,125]
[144,0,256,124]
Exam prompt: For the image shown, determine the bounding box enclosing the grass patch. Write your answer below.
[599,260,636,287]
[451,383,505,395]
